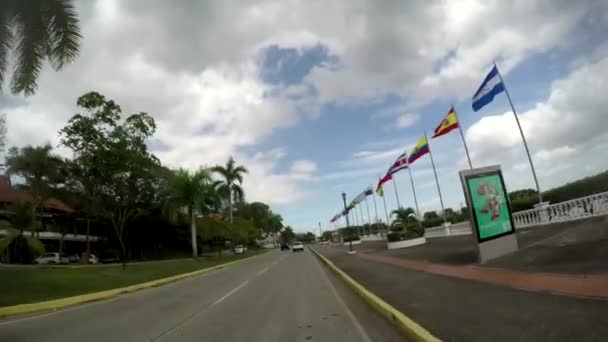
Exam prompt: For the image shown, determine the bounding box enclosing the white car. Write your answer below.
[88,254,99,264]
[292,242,304,252]
[35,252,69,264]
[234,245,246,254]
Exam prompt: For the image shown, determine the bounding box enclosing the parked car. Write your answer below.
[292,242,304,252]
[67,254,80,263]
[100,252,120,264]
[280,243,289,251]
[35,252,69,264]
[234,245,245,254]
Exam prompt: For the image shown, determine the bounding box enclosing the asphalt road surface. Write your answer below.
[0,249,406,342]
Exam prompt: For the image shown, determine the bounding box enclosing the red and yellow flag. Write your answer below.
[432,106,459,139]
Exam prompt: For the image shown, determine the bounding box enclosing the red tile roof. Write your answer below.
[0,176,75,213]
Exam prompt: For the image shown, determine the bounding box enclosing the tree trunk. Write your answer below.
[228,183,233,223]
[190,205,198,258]
[59,231,65,255]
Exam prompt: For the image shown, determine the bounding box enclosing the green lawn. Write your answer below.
[0,251,264,307]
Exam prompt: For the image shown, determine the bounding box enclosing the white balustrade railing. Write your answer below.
[424,191,608,238]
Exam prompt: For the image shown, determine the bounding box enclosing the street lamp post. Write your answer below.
[341,192,353,252]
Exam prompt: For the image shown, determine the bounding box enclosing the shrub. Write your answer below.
[387,232,405,242]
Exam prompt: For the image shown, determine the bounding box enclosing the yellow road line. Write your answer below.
[0,253,263,319]
[310,247,441,342]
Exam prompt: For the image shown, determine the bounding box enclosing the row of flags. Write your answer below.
[330,62,542,226]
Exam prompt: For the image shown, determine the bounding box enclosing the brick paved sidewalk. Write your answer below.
[358,253,608,299]
[317,246,608,342]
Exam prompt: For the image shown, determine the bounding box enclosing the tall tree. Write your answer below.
[212,157,248,223]
[0,202,45,262]
[169,167,213,258]
[0,0,82,95]
[391,207,417,230]
[60,92,159,264]
[6,144,65,212]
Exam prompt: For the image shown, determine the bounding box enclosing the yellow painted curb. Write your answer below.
[0,253,262,319]
[311,247,441,342]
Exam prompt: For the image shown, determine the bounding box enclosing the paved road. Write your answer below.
[0,249,406,342]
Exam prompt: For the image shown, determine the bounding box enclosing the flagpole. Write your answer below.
[382,188,390,232]
[426,132,447,223]
[372,190,379,223]
[494,62,542,204]
[452,106,473,169]
[365,196,372,225]
[392,175,402,209]
[406,161,421,220]
[358,204,366,234]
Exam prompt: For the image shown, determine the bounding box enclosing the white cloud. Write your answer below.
[396,113,420,128]
[289,160,318,181]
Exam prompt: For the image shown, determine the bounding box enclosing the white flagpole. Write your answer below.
[426,132,447,223]
[358,204,365,234]
[392,175,402,209]
[372,190,379,223]
[365,196,372,225]
[494,62,542,204]
[452,106,473,169]
[406,161,421,220]
[382,188,391,232]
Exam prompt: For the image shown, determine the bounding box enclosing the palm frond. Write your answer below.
[232,184,244,202]
[11,3,47,95]
[45,0,81,70]
[24,235,45,254]
[0,18,12,91]
[0,225,19,255]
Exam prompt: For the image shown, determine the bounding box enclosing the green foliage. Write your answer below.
[320,231,333,241]
[0,0,82,95]
[543,171,608,203]
[6,144,66,206]
[340,226,359,242]
[296,232,316,243]
[60,92,159,261]
[279,226,296,243]
[212,157,248,222]
[386,231,404,242]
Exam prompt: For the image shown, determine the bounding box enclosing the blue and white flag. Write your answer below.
[472,65,504,112]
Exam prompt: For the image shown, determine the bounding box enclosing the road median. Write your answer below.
[0,252,263,319]
[310,247,440,342]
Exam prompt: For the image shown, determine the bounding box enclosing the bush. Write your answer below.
[387,232,405,242]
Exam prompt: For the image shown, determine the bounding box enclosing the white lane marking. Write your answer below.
[209,280,249,308]
[256,266,270,276]
[314,254,373,342]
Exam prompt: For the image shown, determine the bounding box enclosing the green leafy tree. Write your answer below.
[169,167,213,258]
[0,202,45,262]
[279,226,296,244]
[212,157,248,223]
[60,92,159,264]
[0,0,82,95]
[6,144,66,212]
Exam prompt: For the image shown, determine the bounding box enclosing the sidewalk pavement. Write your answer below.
[317,246,608,342]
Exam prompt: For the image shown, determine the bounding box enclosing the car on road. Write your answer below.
[234,245,245,254]
[280,243,289,251]
[35,252,69,264]
[292,242,304,252]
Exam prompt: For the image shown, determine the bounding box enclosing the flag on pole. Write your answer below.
[330,213,341,223]
[472,65,505,112]
[407,136,430,165]
[432,107,459,138]
[387,152,409,175]
[376,173,392,196]
[364,186,373,196]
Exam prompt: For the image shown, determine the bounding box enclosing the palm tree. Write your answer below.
[391,207,417,230]
[0,202,45,263]
[212,157,248,223]
[0,0,82,95]
[169,167,213,258]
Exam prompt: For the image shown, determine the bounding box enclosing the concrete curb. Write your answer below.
[0,253,262,319]
[310,247,441,342]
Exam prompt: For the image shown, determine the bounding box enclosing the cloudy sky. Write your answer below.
[1,0,608,232]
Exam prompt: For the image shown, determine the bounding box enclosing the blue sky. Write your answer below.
[2,1,608,233]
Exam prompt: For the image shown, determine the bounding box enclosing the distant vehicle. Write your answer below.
[100,252,120,264]
[292,242,304,252]
[67,254,80,263]
[280,243,289,251]
[35,252,68,264]
[234,245,245,254]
